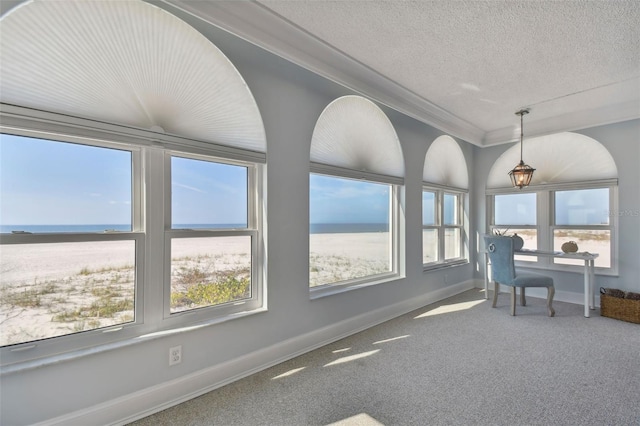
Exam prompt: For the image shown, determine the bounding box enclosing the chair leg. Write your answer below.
[510,287,516,316]
[520,287,526,306]
[492,281,499,308]
[547,286,555,317]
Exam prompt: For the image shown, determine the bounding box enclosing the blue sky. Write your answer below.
[422,192,458,225]
[1,134,132,226]
[310,174,389,224]
[2,135,608,228]
[0,135,250,226]
[1,135,391,226]
[495,190,609,226]
[171,156,247,226]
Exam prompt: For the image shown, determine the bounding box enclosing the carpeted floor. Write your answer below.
[129,289,640,426]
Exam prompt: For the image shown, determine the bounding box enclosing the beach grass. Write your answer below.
[0,229,610,346]
[170,267,251,312]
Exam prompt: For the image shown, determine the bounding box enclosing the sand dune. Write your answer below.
[1,233,389,346]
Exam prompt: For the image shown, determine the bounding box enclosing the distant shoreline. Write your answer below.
[1,223,390,234]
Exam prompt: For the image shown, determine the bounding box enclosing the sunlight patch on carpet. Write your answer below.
[372,335,410,345]
[324,350,380,367]
[414,299,485,318]
[271,367,306,380]
[326,412,385,425]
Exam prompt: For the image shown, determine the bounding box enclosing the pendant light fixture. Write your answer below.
[509,108,535,189]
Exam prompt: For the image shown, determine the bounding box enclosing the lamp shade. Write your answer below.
[508,161,535,189]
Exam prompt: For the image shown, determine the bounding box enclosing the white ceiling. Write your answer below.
[161,0,640,147]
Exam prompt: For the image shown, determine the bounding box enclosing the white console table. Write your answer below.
[484,249,599,317]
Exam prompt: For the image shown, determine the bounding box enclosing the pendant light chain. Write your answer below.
[520,110,524,162]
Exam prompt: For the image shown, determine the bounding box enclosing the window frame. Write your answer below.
[162,152,262,322]
[550,187,616,270]
[487,180,618,275]
[0,105,266,368]
[0,130,147,365]
[422,184,468,270]
[487,191,539,262]
[309,170,401,298]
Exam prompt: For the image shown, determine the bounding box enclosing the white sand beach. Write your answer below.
[508,230,611,267]
[0,233,389,346]
[0,230,610,346]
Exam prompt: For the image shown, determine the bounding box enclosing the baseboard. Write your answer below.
[39,280,476,426]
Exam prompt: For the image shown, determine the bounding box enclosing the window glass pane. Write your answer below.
[170,236,252,313]
[171,157,247,229]
[422,191,436,226]
[555,188,609,226]
[553,229,610,268]
[422,229,438,263]
[0,241,136,346]
[508,228,538,262]
[494,193,536,226]
[444,227,460,259]
[0,134,132,233]
[444,193,458,225]
[310,174,391,287]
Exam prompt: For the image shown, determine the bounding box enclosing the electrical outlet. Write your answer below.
[169,345,182,366]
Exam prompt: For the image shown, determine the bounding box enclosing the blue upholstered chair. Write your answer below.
[484,235,555,317]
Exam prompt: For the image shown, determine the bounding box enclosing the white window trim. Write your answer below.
[162,151,262,322]
[422,185,468,270]
[0,108,266,370]
[310,162,403,186]
[487,181,618,276]
[309,174,401,299]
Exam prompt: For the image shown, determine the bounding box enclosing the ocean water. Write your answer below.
[1,223,388,234]
[0,224,245,234]
[1,224,133,234]
[310,223,388,234]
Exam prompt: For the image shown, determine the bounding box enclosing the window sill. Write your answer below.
[0,307,268,376]
[423,259,468,273]
[309,273,403,300]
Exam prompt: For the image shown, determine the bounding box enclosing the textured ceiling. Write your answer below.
[255,0,640,144]
[158,0,640,146]
[2,0,637,146]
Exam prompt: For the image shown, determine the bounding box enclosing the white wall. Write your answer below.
[0,7,476,425]
[474,119,640,296]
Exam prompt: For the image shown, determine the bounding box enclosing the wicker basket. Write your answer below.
[600,289,640,324]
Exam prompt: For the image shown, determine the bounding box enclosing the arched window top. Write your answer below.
[487,132,617,189]
[0,0,266,154]
[310,96,404,183]
[423,135,469,190]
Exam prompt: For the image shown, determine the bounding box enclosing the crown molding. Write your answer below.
[155,1,639,148]
[483,100,640,146]
[157,0,486,146]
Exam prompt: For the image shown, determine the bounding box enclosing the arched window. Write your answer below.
[422,135,469,267]
[309,96,404,294]
[0,0,266,364]
[486,132,618,271]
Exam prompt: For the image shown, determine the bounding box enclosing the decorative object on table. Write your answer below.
[492,227,510,236]
[600,288,640,324]
[484,235,555,317]
[511,233,524,251]
[508,108,535,189]
[561,241,579,253]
